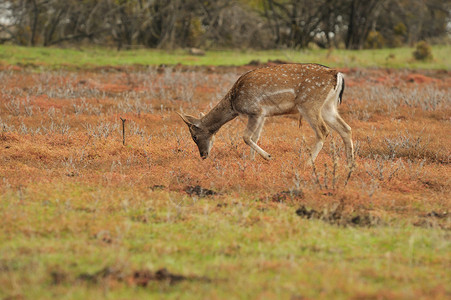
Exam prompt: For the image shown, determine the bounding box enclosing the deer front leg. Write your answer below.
[243,115,271,160]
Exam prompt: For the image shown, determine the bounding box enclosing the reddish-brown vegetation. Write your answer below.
[0,65,450,225]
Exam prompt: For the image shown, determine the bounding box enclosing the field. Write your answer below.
[1,45,450,69]
[0,46,450,299]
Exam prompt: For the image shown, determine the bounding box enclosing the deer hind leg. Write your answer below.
[243,115,271,160]
[249,117,265,160]
[322,105,354,166]
[300,109,329,164]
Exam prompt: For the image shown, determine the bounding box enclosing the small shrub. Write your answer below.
[413,41,433,61]
[394,22,407,36]
[365,31,385,49]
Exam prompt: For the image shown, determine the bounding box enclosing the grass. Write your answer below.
[1,184,450,299]
[0,44,450,69]
[0,55,450,299]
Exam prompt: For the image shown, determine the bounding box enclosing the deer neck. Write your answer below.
[200,96,237,135]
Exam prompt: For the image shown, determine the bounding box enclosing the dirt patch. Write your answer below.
[0,132,19,143]
[247,60,261,66]
[184,185,218,197]
[78,266,126,284]
[131,268,209,286]
[296,204,380,227]
[405,73,437,84]
[2,295,25,300]
[423,211,449,219]
[245,59,296,68]
[50,270,69,285]
[271,189,304,203]
[150,184,166,191]
[75,266,209,287]
[420,180,447,192]
[94,230,114,244]
[414,211,450,230]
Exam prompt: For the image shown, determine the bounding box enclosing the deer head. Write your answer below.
[178,113,214,159]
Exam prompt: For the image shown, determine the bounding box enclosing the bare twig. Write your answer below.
[344,162,356,188]
[120,117,126,145]
[331,140,338,190]
[310,156,323,190]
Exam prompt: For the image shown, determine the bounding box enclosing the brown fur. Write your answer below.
[179,63,354,165]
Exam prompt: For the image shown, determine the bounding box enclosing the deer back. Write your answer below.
[229,64,340,116]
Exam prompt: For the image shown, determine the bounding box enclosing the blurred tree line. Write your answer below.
[0,0,449,49]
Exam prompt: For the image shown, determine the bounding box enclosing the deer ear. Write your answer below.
[177,112,200,127]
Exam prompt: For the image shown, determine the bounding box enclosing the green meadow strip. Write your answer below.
[0,45,450,70]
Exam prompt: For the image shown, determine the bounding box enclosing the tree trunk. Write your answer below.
[346,0,381,49]
[29,0,39,45]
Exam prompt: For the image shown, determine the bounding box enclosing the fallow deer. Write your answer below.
[178,63,354,165]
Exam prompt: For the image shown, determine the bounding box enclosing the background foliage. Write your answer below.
[0,0,449,50]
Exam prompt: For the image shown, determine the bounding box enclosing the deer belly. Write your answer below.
[258,91,297,115]
[234,89,297,116]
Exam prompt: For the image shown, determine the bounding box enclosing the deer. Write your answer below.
[178,63,354,166]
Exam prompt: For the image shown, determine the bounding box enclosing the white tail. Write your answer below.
[178,63,354,165]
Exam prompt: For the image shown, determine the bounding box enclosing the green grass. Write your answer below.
[0,44,450,69]
[1,183,450,299]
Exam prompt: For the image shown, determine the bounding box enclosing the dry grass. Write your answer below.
[1,66,449,207]
[0,64,450,299]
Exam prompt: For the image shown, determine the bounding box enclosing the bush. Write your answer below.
[394,22,407,36]
[365,31,385,49]
[413,41,433,61]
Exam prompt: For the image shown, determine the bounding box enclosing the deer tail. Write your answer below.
[336,72,345,104]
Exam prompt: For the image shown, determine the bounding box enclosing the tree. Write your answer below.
[0,0,449,49]
[345,0,383,49]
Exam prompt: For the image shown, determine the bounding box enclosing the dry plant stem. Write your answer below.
[343,162,356,188]
[331,140,338,190]
[120,117,126,146]
[324,163,329,190]
[310,156,323,190]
